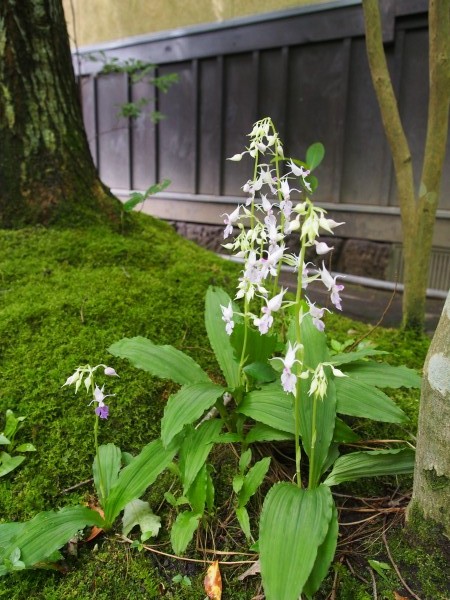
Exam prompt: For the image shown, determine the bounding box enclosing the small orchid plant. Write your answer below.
[0,120,420,599]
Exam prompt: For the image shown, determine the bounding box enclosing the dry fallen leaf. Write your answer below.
[238,559,261,581]
[393,593,409,600]
[204,560,222,600]
[84,502,104,543]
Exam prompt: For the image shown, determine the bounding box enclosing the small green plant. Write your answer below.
[0,410,36,478]
[84,52,179,122]
[172,573,192,588]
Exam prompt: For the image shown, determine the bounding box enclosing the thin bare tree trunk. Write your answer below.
[362,0,450,330]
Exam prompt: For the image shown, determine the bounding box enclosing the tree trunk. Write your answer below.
[362,0,450,331]
[0,0,121,228]
[409,290,450,536]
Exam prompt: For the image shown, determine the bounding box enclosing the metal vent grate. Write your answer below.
[387,245,450,291]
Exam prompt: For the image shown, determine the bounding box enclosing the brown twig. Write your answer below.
[59,477,93,494]
[118,534,256,566]
[368,565,378,599]
[347,278,399,352]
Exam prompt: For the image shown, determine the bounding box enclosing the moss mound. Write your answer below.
[0,214,443,599]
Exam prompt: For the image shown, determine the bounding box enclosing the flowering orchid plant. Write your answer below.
[109,119,420,599]
[0,120,420,595]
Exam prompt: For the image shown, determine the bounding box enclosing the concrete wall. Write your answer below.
[63,0,335,47]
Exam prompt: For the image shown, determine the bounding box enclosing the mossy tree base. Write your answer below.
[409,291,450,537]
[0,0,122,228]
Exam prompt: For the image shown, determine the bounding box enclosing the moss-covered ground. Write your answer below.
[0,215,447,599]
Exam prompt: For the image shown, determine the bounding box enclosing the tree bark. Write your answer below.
[409,290,450,536]
[0,0,121,228]
[362,0,450,331]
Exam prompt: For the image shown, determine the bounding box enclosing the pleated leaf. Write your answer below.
[205,287,241,389]
[0,507,104,569]
[236,506,251,540]
[342,361,421,389]
[0,453,25,477]
[108,336,210,385]
[185,464,208,514]
[122,499,161,541]
[161,382,225,447]
[245,423,294,444]
[303,503,339,598]
[237,457,271,508]
[324,448,415,486]
[92,443,122,506]
[237,384,294,433]
[260,483,333,600]
[335,377,407,423]
[103,438,177,527]
[170,510,201,555]
[333,418,361,443]
[330,349,387,365]
[179,419,223,494]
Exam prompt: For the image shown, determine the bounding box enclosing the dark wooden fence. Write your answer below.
[74,0,450,290]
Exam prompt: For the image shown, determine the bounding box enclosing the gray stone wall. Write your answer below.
[170,221,393,281]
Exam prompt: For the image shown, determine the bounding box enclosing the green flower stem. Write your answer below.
[239,296,250,390]
[293,240,307,488]
[308,392,319,489]
[91,379,106,504]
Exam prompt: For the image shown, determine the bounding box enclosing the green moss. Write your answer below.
[0,213,440,597]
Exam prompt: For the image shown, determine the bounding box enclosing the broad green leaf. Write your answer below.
[0,523,25,550]
[108,336,210,385]
[93,443,122,505]
[104,438,177,527]
[122,499,161,541]
[232,324,278,367]
[243,361,277,383]
[233,474,244,494]
[205,287,240,389]
[237,384,294,434]
[329,349,387,365]
[239,449,252,473]
[161,383,224,447]
[324,448,415,486]
[303,504,338,598]
[306,142,325,170]
[4,410,21,440]
[297,315,336,486]
[342,361,421,389]
[238,457,271,508]
[245,423,294,444]
[179,420,223,494]
[260,483,333,600]
[0,453,25,477]
[0,435,10,445]
[0,507,104,569]
[14,443,36,453]
[215,432,244,443]
[333,418,361,443]
[236,506,251,540]
[185,464,207,514]
[170,511,201,555]
[335,377,407,423]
